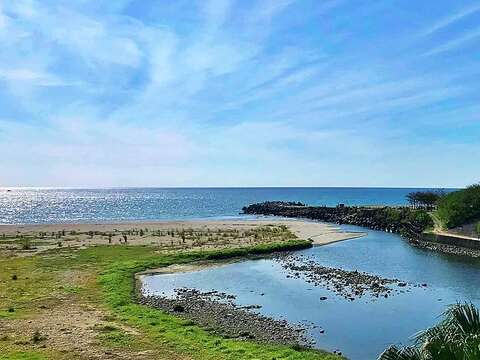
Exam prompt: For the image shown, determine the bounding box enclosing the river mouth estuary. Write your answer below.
[140,224,480,360]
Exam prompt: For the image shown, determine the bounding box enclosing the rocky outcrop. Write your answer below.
[242,201,433,238]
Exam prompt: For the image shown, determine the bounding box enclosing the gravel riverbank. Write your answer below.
[274,253,424,300]
[138,288,313,346]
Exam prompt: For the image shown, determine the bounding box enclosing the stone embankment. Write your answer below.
[242,201,432,237]
[409,238,480,257]
[243,202,480,257]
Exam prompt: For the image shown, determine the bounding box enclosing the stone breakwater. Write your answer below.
[242,201,433,238]
[138,288,313,346]
[275,253,424,300]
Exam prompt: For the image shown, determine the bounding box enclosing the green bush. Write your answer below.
[436,184,480,228]
[408,210,432,227]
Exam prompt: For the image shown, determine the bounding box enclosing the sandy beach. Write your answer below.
[0,219,365,255]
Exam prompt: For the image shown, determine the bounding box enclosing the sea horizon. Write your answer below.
[0,187,455,225]
[0,185,459,190]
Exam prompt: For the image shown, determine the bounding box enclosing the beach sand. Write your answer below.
[0,219,365,255]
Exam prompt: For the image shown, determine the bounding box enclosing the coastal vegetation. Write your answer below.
[0,237,344,360]
[378,303,480,360]
[436,184,480,229]
[0,224,299,255]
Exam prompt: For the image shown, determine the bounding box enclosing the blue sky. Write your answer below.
[0,0,479,187]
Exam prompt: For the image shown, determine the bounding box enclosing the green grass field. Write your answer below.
[0,241,342,360]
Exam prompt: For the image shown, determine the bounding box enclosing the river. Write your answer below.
[141,224,480,360]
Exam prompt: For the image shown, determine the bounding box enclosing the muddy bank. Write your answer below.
[275,253,424,300]
[138,288,313,346]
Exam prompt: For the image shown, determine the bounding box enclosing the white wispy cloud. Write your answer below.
[422,3,480,36]
[423,26,480,56]
[0,68,67,86]
[247,0,294,24]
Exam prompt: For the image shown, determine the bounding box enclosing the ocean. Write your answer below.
[0,187,448,224]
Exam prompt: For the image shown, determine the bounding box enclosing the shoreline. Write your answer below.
[0,218,366,249]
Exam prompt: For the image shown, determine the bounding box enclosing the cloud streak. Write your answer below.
[423,26,480,56]
[421,3,480,36]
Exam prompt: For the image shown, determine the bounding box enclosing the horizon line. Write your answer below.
[0,186,460,190]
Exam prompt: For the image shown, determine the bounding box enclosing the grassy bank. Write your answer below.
[1,240,342,360]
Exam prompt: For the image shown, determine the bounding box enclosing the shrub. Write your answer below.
[436,184,480,228]
[31,330,44,343]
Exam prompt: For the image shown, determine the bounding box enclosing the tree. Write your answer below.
[476,222,480,239]
[406,191,443,210]
[378,303,480,360]
[406,192,419,209]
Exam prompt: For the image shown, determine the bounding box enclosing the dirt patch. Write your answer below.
[0,300,151,359]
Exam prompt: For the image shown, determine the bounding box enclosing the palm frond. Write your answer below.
[444,303,480,335]
[378,345,423,360]
[384,303,480,360]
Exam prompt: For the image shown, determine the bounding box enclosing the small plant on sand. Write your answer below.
[11,274,17,280]
[20,237,32,250]
[95,324,118,332]
[31,330,45,343]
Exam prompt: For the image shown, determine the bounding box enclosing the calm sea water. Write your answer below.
[142,225,480,360]
[0,187,444,224]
